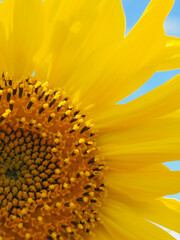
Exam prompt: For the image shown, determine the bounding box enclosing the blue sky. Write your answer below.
[121,0,180,201]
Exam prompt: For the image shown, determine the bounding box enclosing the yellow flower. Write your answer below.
[0,0,179,239]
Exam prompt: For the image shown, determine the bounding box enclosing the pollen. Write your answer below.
[0,74,106,240]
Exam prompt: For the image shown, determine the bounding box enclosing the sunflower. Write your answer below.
[0,0,179,239]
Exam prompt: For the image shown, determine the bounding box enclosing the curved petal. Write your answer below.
[99,110,180,170]
[67,0,174,111]
[93,73,180,132]
[36,0,174,114]
[158,36,180,71]
[105,164,180,202]
[35,0,125,85]
[99,198,176,240]
[133,198,180,234]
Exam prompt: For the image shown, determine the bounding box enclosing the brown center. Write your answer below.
[0,73,106,240]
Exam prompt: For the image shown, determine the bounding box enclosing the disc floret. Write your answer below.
[0,74,105,240]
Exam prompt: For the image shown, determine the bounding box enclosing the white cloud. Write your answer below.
[164,17,180,36]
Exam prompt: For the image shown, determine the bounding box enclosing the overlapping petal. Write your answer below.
[98,198,176,240]
[65,0,174,111]
[0,0,179,239]
[105,164,180,201]
[133,198,180,234]
[35,0,125,90]
[93,73,180,132]
[158,36,180,70]
[99,110,180,170]
[0,0,44,79]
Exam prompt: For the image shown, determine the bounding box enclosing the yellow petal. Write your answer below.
[133,198,180,234]
[35,0,125,89]
[99,111,180,170]
[69,0,174,111]
[0,0,13,73]
[93,73,180,132]
[4,0,44,79]
[158,36,180,71]
[105,164,180,201]
[90,225,117,240]
[0,24,7,74]
[99,197,176,240]
[0,0,12,36]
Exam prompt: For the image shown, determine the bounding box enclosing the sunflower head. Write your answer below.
[0,0,179,239]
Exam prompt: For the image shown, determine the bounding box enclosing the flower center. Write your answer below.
[0,73,105,240]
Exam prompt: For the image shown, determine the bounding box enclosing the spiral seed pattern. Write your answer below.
[0,73,106,240]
